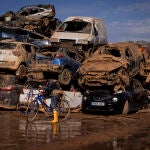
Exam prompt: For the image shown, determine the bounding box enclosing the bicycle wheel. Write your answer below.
[16,102,28,117]
[26,100,39,122]
[58,100,70,121]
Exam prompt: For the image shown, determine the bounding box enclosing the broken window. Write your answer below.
[58,21,92,34]
[30,8,39,15]
[0,43,16,49]
[101,48,121,57]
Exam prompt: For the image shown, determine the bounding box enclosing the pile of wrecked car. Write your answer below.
[0,4,61,37]
[0,3,149,114]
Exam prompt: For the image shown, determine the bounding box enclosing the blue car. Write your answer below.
[28,46,81,86]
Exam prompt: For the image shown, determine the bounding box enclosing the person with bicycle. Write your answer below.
[41,80,63,123]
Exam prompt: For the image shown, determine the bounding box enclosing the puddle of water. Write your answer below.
[77,127,150,150]
[0,111,150,150]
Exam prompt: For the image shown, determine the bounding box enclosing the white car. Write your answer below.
[16,4,55,25]
[0,39,39,80]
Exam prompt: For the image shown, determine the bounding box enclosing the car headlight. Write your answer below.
[85,90,90,94]
[83,96,87,101]
[112,97,118,103]
[78,39,88,44]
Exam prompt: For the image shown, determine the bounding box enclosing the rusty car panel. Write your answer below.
[78,42,143,91]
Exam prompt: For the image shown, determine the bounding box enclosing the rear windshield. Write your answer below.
[58,20,92,34]
[0,43,16,49]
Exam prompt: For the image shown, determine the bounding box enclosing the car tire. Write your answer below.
[16,65,27,80]
[42,17,49,26]
[24,24,34,31]
[142,100,149,109]
[58,68,72,86]
[81,108,88,114]
[122,100,129,115]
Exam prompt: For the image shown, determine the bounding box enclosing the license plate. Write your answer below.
[91,102,105,106]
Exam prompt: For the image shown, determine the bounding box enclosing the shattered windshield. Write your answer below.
[0,43,16,49]
[58,21,92,34]
[101,48,121,57]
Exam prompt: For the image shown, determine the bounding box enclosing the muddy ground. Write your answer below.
[0,109,150,150]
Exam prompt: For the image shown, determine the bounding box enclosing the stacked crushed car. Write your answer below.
[0,4,61,37]
[0,3,149,114]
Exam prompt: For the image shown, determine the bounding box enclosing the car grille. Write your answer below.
[93,96,103,101]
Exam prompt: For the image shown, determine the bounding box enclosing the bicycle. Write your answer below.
[16,80,46,116]
[25,89,70,122]
[16,88,38,116]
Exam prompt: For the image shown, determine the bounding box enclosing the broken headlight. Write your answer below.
[78,39,88,44]
[112,97,118,103]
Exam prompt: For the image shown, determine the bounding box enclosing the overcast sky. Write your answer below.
[0,0,150,43]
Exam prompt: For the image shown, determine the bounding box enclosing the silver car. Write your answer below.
[16,4,55,25]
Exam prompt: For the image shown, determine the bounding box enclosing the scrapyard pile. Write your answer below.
[0,4,61,37]
[78,42,145,91]
[0,3,149,113]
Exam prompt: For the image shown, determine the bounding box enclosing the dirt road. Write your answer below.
[0,110,150,150]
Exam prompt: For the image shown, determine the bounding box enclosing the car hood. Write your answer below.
[35,53,51,61]
[79,54,129,74]
[51,32,90,41]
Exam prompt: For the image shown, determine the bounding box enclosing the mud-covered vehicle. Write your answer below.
[0,26,51,46]
[28,46,81,86]
[0,4,61,37]
[78,42,144,91]
[0,39,39,80]
[50,16,107,61]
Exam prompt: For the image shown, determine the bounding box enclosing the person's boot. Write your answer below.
[51,110,58,123]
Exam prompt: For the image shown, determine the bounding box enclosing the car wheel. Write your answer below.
[42,17,49,26]
[58,68,72,86]
[24,25,34,31]
[142,100,149,109]
[16,65,27,80]
[122,100,129,115]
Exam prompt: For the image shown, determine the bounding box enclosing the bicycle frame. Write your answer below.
[26,89,70,122]
[36,93,52,112]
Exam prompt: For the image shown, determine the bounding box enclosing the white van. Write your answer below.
[50,16,108,60]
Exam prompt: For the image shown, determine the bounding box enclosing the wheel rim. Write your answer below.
[16,65,27,79]
[59,69,72,85]
[43,18,49,26]
[24,25,34,31]
[58,100,70,121]
[26,100,39,122]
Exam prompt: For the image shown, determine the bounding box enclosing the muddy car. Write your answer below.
[0,39,39,80]
[0,74,22,108]
[0,11,14,24]
[16,4,55,22]
[0,4,55,26]
[78,42,144,91]
[50,16,108,60]
[0,4,61,37]
[0,26,51,46]
[28,47,81,86]
[82,79,149,114]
